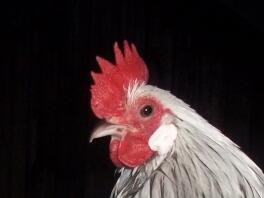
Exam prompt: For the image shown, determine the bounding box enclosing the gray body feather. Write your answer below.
[111,85,264,198]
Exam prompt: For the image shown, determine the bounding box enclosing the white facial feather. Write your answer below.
[148,124,178,155]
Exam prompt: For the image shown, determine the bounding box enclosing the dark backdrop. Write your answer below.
[1,0,263,197]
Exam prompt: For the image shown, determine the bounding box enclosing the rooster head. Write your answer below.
[90,41,176,168]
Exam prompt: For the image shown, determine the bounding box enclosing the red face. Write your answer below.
[108,96,165,167]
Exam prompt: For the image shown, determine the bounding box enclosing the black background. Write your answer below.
[1,0,264,197]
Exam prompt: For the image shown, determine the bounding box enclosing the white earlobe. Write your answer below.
[148,124,178,155]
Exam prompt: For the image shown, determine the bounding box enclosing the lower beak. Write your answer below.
[89,122,126,143]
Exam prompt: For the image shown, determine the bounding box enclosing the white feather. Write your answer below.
[148,124,178,155]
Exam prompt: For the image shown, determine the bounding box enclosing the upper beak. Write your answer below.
[89,122,127,143]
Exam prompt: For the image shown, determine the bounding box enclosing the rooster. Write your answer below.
[89,41,264,198]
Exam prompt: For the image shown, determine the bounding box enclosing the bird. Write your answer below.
[89,40,264,198]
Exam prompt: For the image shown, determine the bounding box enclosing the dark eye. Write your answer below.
[140,105,153,117]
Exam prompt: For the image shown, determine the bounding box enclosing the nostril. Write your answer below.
[117,128,123,132]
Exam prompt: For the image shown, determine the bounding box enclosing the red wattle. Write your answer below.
[109,139,124,167]
[117,133,154,168]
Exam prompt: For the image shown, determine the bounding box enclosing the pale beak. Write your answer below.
[89,122,127,143]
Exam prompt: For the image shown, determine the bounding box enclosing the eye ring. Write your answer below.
[140,105,153,117]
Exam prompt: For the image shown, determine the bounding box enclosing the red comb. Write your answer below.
[90,40,149,118]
